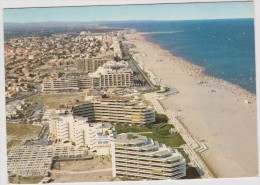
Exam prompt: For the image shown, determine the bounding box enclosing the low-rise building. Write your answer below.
[7,145,53,177]
[42,76,92,92]
[93,97,155,124]
[6,110,17,119]
[112,133,186,180]
[6,100,26,119]
[73,96,155,125]
[41,60,133,92]
[7,145,92,177]
[42,78,78,92]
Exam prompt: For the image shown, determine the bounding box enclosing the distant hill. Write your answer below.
[4,21,123,39]
[5,21,97,29]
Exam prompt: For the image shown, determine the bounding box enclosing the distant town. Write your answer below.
[5,23,213,184]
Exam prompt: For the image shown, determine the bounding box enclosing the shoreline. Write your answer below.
[136,32,256,102]
[124,32,258,178]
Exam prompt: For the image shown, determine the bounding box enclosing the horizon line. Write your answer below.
[4,17,254,24]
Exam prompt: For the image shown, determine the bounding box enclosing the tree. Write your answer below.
[155,112,169,124]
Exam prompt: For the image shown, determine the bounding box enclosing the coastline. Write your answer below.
[134,32,256,101]
[124,32,258,178]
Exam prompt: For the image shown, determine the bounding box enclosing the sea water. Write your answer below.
[102,19,256,94]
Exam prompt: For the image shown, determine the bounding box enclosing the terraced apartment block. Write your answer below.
[73,96,155,124]
[112,133,186,180]
[93,97,155,124]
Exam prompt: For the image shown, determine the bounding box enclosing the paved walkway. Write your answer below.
[138,132,153,134]
[144,93,213,178]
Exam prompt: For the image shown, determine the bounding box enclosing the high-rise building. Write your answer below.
[111,133,186,180]
[44,109,115,155]
[88,60,133,88]
[77,58,107,72]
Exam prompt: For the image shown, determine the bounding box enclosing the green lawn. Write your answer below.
[115,124,154,134]
[141,132,185,148]
[115,123,170,134]
[155,112,169,124]
[155,124,174,135]
[115,123,186,148]
[177,147,191,163]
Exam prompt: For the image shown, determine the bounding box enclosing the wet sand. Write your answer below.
[124,33,258,178]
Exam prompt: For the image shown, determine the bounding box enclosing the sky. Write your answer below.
[4,2,254,23]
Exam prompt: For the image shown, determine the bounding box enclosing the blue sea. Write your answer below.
[102,19,256,94]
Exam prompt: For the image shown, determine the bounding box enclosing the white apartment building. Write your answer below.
[45,110,82,144]
[45,110,114,155]
[88,60,133,88]
[42,78,78,92]
[41,60,132,92]
[112,133,186,180]
[42,76,92,92]
[89,123,115,155]
[77,58,107,72]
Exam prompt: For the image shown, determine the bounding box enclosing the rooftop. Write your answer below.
[88,60,133,77]
[115,133,147,145]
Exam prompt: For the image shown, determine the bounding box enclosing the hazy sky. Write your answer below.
[4,2,254,23]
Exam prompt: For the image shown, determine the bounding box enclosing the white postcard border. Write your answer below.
[0,1,259,185]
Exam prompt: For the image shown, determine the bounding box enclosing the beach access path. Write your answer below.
[124,33,258,178]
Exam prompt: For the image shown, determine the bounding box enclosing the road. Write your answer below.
[27,102,44,119]
[6,91,37,104]
[24,124,52,146]
[121,42,153,87]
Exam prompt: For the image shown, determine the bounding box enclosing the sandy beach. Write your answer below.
[124,33,258,178]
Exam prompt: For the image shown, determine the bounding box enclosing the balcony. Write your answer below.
[115,157,184,168]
